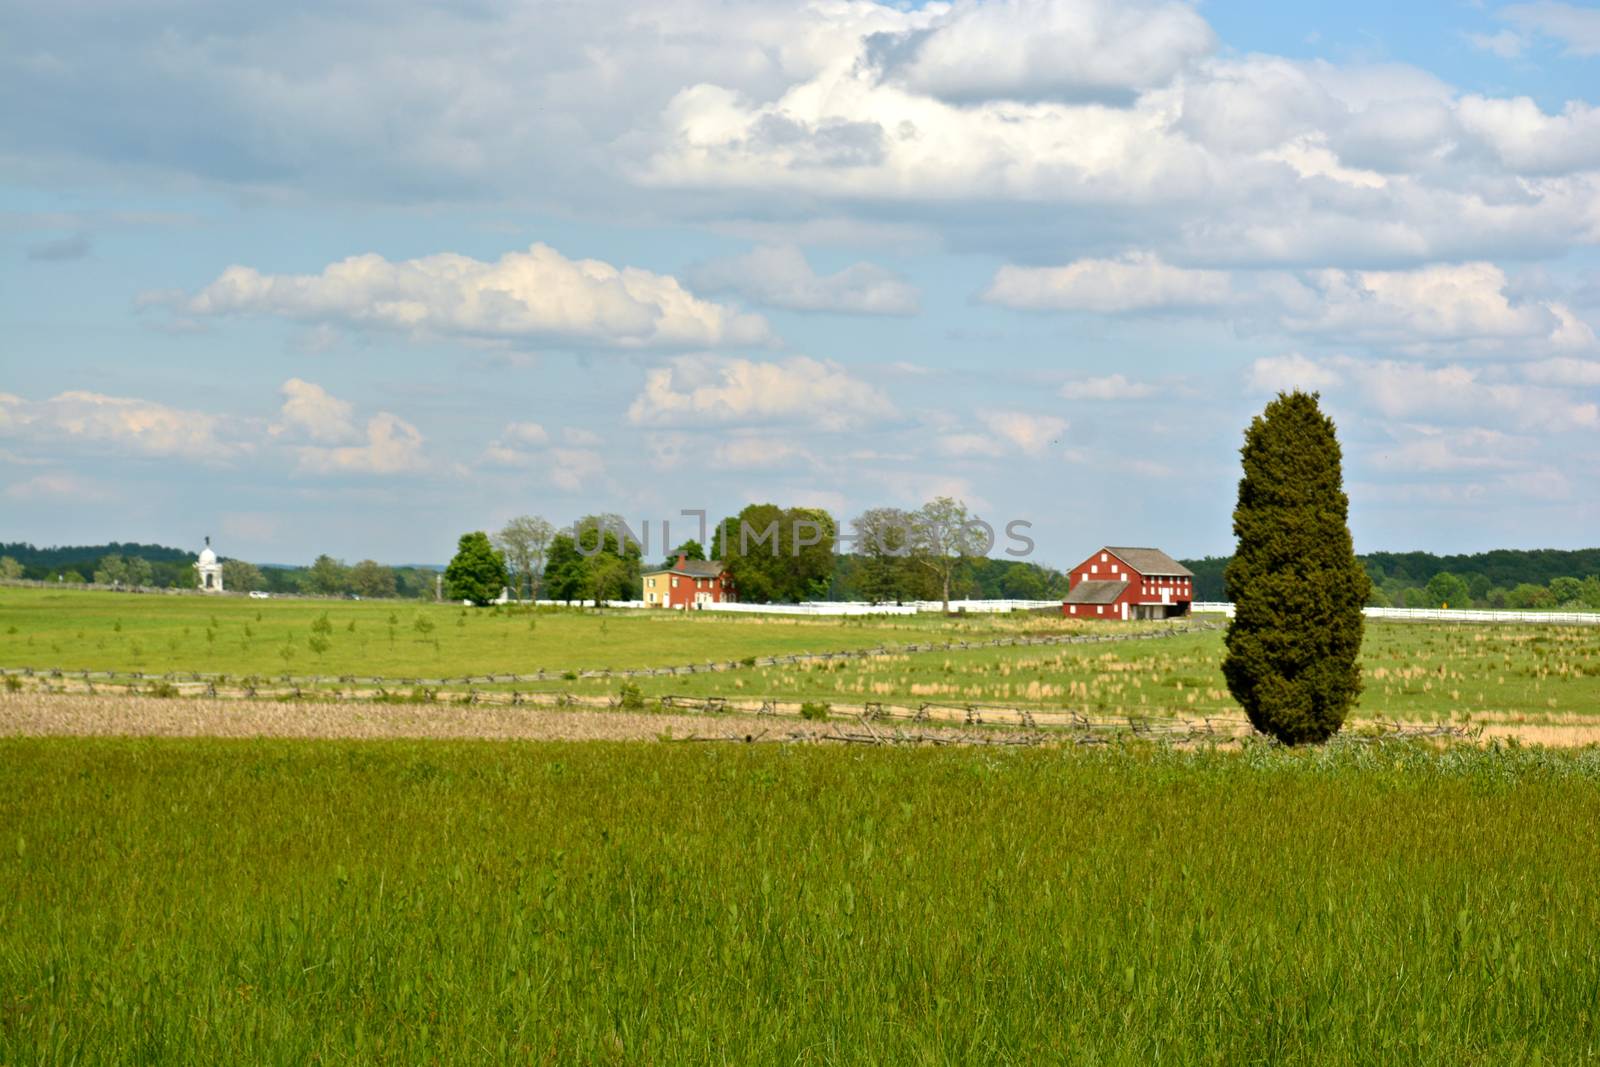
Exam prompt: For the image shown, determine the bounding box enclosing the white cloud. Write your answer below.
[1060,374,1155,400]
[980,411,1067,455]
[882,0,1216,102]
[503,421,549,446]
[1247,353,1343,393]
[936,432,1008,458]
[1370,427,1526,473]
[1465,30,1527,59]
[627,355,893,430]
[1502,2,1600,56]
[1521,357,1600,386]
[182,243,770,349]
[1,391,248,462]
[294,412,427,476]
[1455,96,1600,173]
[548,448,605,492]
[275,378,358,443]
[562,427,603,446]
[983,253,1231,312]
[1331,356,1599,431]
[1263,262,1589,351]
[711,434,813,469]
[689,244,919,315]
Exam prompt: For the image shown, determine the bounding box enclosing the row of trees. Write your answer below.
[469,499,1061,610]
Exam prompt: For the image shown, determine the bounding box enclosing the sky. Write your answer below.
[3,0,1599,569]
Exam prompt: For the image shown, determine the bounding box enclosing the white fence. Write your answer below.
[1192,602,1600,626]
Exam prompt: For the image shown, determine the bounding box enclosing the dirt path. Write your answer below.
[2,692,1591,746]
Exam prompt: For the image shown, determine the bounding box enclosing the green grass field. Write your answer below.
[3,738,1598,1064]
[4,588,1599,722]
[557,623,1600,722]
[0,587,1079,678]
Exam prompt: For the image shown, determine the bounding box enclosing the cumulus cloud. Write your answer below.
[0,391,247,462]
[980,411,1067,455]
[181,243,770,349]
[1247,353,1343,393]
[1455,96,1600,174]
[1370,427,1527,473]
[275,378,358,443]
[984,253,1231,312]
[880,0,1216,102]
[1268,262,1591,350]
[1266,354,1599,432]
[293,412,426,476]
[688,244,919,315]
[1060,374,1155,400]
[626,355,894,430]
[1501,2,1600,56]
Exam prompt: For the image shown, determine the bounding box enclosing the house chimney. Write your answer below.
[677,552,687,569]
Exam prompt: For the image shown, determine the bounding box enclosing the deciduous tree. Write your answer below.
[493,516,555,601]
[444,533,508,607]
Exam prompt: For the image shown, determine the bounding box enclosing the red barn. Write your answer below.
[1062,547,1193,621]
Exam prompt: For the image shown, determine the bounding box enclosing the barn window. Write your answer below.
[1121,573,1129,582]
[1096,606,1104,615]
[1110,564,1118,574]
[1091,565,1098,575]
[1069,606,1077,615]
[1100,553,1107,562]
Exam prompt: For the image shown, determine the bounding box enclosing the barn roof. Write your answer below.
[1105,547,1193,577]
[1064,580,1125,605]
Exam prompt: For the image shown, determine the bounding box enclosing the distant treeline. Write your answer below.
[0,543,438,599]
[1183,548,1600,609]
[9,541,1599,610]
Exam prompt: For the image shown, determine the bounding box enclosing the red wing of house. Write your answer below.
[1062,547,1193,621]
[642,554,738,609]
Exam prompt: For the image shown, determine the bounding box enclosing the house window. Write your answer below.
[672,578,679,588]
[1069,605,1077,614]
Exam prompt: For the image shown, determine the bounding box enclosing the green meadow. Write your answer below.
[0,586,1072,678]
[3,739,1599,1064]
[4,588,1600,723]
[559,622,1600,723]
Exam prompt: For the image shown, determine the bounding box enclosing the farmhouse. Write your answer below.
[642,554,737,609]
[1063,546,1193,621]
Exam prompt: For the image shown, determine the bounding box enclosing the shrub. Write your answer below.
[800,701,830,721]
[4,675,21,693]
[618,683,646,710]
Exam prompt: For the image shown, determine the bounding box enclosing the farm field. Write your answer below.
[0,587,1080,678]
[549,622,1600,725]
[3,738,1599,1064]
[3,588,1600,728]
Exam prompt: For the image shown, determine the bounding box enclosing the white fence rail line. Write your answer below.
[1192,602,1600,625]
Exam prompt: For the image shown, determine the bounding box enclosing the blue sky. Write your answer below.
[3,0,1598,568]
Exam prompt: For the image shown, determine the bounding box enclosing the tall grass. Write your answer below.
[3,738,1598,1063]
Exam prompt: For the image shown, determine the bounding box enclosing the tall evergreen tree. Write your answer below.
[1223,392,1369,745]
